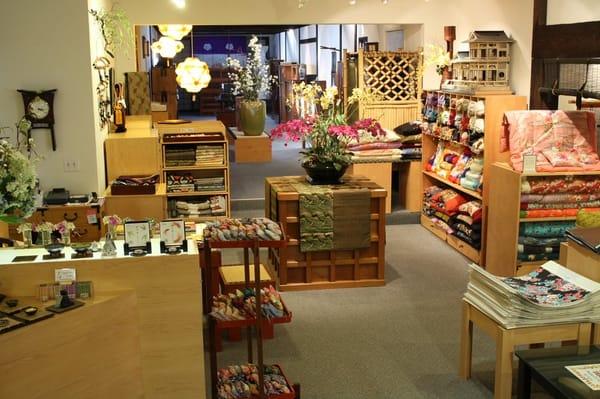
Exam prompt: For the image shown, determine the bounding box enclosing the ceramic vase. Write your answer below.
[102,232,117,257]
[302,162,349,185]
[240,100,266,136]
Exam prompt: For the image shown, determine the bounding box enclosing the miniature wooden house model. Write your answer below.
[443,31,514,94]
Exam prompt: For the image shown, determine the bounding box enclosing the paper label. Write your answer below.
[523,154,537,173]
[55,268,76,284]
[87,209,97,224]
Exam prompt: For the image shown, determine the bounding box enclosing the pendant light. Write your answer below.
[151,36,184,66]
[158,24,193,41]
[175,30,211,100]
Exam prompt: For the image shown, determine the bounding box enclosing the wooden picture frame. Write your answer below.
[366,42,379,52]
[160,219,185,246]
[142,36,149,58]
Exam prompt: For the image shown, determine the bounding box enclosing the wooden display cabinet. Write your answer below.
[159,121,231,220]
[485,162,600,276]
[265,176,386,291]
[103,183,166,222]
[228,127,272,163]
[420,91,527,265]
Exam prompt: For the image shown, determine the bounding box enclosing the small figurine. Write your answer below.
[59,289,74,308]
[102,232,117,257]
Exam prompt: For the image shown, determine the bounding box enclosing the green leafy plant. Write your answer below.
[0,140,37,224]
[89,6,132,58]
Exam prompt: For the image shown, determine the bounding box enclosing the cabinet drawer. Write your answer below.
[447,234,480,264]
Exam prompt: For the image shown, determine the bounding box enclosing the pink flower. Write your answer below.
[327,125,359,140]
[270,118,313,143]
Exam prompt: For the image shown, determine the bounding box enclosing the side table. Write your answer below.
[516,345,600,399]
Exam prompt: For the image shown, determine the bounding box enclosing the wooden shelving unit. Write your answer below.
[158,121,231,220]
[204,230,299,399]
[420,91,527,265]
[485,162,600,276]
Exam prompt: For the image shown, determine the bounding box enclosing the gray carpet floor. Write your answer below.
[205,225,557,398]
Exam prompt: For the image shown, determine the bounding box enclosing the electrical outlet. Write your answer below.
[63,159,80,172]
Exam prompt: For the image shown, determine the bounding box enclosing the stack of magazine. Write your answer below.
[464,261,600,329]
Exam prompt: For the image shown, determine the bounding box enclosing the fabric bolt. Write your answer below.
[332,188,371,250]
[521,193,600,204]
[453,230,481,249]
[518,236,567,247]
[576,209,600,228]
[520,208,600,219]
[517,252,560,262]
[125,72,151,115]
[517,244,559,254]
[521,177,600,195]
[294,183,334,252]
[520,200,600,210]
[519,221,576,238]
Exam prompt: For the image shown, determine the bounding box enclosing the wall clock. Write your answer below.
[18,89,57,151]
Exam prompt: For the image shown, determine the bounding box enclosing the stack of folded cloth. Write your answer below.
[423,185,483,249]
[518,221,575,261]
[347,122,422,162]
[196,145,224,166]
[194,176,225,192]
[425,141,483,192]
[166,173,195,193]
[210,286,286,321]
[173,196,227,217]
[165,147,196,167]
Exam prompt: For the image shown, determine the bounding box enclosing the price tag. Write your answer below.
[523,154,537,173]
[55,268,76,284]
[87,209,97,224]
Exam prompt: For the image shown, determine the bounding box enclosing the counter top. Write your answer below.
[0,238,197,266]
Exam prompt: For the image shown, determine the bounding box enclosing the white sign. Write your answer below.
[55,268,77,284]
[523,154,537,173]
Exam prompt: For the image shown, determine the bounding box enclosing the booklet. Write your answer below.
[566,363,600,391]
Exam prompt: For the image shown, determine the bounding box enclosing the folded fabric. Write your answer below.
[576,209,600,228]
[351,149,401,157]
[394,122,422,136]
[517,244,559,254]
[520,208,600,219]
[521,177,600,195]
[518,236,567,247]
[521,193,600,204]
[454,230,481,249]
[519,221,576,238]
[520,200,600,210]
[347,142,405,151]
[517,252,560,261]
[450,221,481,241]
[458,201,483,221]
[431,189,468,212]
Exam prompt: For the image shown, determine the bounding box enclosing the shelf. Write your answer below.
[215,363,295,399]
[162,139,226,144]
[423,132,480,151]
[163,165,226,171]
[519,216,577,223]
[167,191,228,197]
[422,170,483,200]
[211,305,292,329]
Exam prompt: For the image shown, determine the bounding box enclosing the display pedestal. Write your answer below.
[228,127,272,163]
[345,163,391,213]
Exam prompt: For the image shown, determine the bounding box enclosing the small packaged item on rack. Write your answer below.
[217,364,293,399]
[167,173,195,193]
[211,285,286,321]
[204,218,283,242]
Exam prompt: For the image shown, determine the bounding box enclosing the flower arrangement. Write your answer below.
[0,140,37,224]
[34,221,54,233]
[16,222,33,234]
[271,83,385,171]
[225,36,276,101]
[424,44,451,76]
[103,214,122,227]
[54,221,75,235]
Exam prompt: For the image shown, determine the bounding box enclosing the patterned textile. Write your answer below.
[520,208,600,219]
[517,244,559,254]
[520,221,576,238]
[521,201,600,210]
[521,177,600,195]
[502,110,599,172]
[518,236,566,247]
[332,188,371,250]
[125,72,151,115]
[521,193,600,203]
[516,252,560,262]
[577,209,600,228]
[293,183,334,252]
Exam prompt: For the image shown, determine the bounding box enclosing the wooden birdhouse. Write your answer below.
[443,30,514,95]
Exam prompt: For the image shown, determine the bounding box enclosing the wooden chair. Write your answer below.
[459,300,592,399]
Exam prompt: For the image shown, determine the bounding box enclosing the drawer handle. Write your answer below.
[73,228,88,237]
[64,212,78,222]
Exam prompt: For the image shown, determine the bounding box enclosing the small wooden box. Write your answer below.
[229,128,272,163]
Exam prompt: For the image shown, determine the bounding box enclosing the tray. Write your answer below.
[12,255,38,262]
[211,298,293,329]
[0,316,25,334]
[217,364,295,399]
[111,183,156,195]
[12,308,55,324]
[46,300,85,314]
[0,300,26,315]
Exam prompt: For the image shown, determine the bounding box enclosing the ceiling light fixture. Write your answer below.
[171,0,186,9]
[151,36,184,65]
[176,57,212,96]
[158,24,193,40]
[298,0,391,7]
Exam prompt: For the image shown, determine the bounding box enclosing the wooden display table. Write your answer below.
[0,293,143,399]
[227,127,272,163]
[103,183,166,222]
[265,175,386,291]
[460,300,592,399]
[0,239,204,399]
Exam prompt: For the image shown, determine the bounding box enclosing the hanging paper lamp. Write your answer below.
[175,57,212,94]
[158,24,193,41]
[151,36,184,59]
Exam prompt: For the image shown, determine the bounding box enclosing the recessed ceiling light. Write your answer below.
[171,0,185,9]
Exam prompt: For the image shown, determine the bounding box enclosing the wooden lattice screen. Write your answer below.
[359,50,422,101]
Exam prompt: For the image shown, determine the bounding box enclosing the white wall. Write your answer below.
[0,0,101,195]
[401,24,424,52]
[114,0,535,96]
[547,0,600,25]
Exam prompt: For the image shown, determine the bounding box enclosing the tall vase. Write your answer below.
[41,230,52,246]
[22,230,33,247]
[240,100,266,136]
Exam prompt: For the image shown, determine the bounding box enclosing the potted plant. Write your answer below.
[0,140,37,225]
[424,44,452,88]
[271,84,384,184]
[226,36,276,136]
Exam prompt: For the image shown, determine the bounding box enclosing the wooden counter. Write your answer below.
[266,176,386,291]
[560,239,600,282]
[0,239,204,399]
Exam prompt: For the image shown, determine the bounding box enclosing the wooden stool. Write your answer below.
[459,300,592,399]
